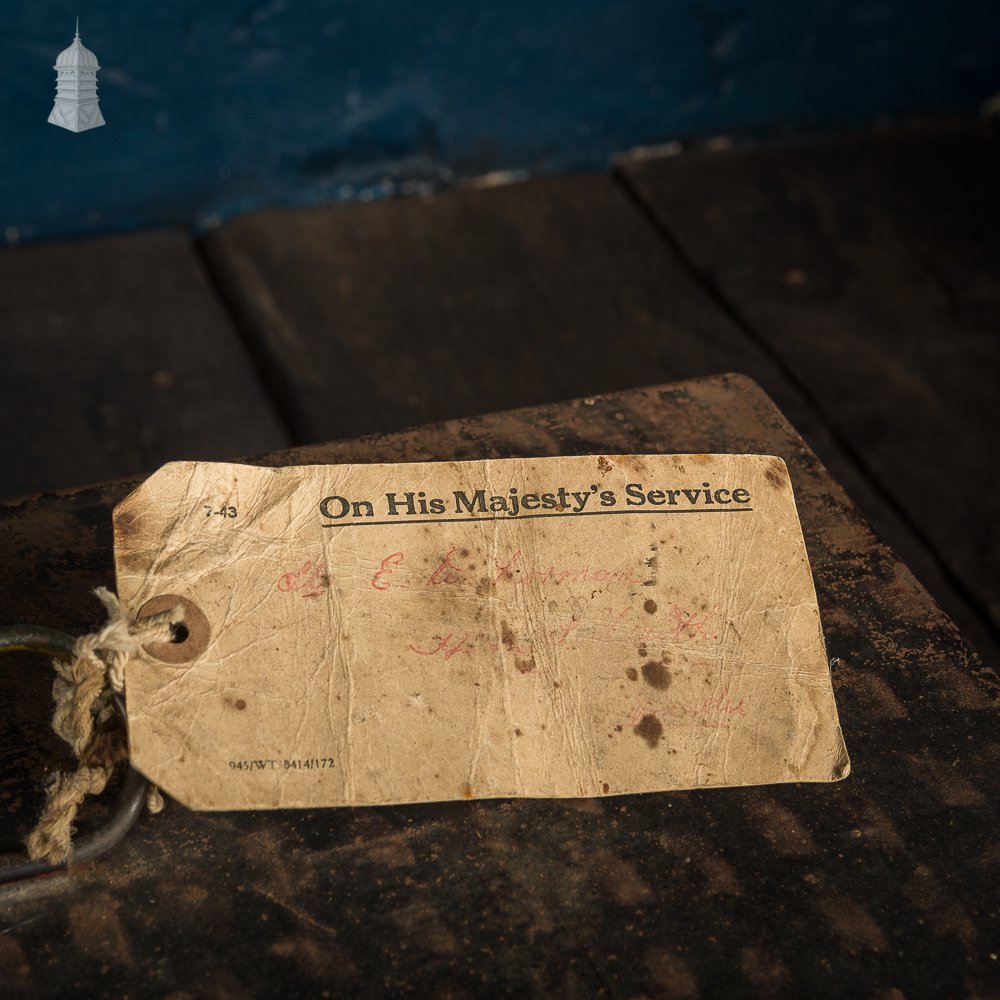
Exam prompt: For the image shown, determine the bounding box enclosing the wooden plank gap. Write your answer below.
[613,162,1000,667]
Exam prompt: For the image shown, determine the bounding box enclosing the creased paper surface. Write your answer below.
[113,454,849,811]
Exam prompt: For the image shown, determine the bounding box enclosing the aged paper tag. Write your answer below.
[113,455,849,811]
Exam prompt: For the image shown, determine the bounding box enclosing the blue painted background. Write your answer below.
[2,1,998,244]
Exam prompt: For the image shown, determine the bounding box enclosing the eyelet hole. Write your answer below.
[138,595,210,663]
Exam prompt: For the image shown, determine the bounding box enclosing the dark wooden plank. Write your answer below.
[621,123,1000,640]
[201,164,1000,667]
[0,230,290,500]
[1,375,996,998]
[200,173,825,443]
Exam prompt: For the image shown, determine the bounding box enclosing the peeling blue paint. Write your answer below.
[1,1,998,243]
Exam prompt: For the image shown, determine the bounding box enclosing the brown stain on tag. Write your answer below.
[500,621,515,649]
[515,657,536,674]
[643,599,657,614]
[633,714,664,748]
[113,506,149,573]
[765,458,788,489]
[625,667,638,681]
[641,659,670,690]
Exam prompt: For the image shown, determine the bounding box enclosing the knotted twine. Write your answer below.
[25,587,184,865]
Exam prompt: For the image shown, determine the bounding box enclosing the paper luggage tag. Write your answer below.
[113,454,850,811]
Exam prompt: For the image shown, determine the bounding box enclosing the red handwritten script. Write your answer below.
[408,622,579,661]
[371,547,725,665]
[370,548,649,592]
[604,602,721,644]
[277,560,329,598]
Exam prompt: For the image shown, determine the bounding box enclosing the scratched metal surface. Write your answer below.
[0,374,996,998]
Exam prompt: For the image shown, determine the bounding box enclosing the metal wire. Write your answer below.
[0,625,149,885]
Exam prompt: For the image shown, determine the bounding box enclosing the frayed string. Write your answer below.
[25,588,183,865]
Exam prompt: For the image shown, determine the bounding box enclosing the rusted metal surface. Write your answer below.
[0,374,996,997]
